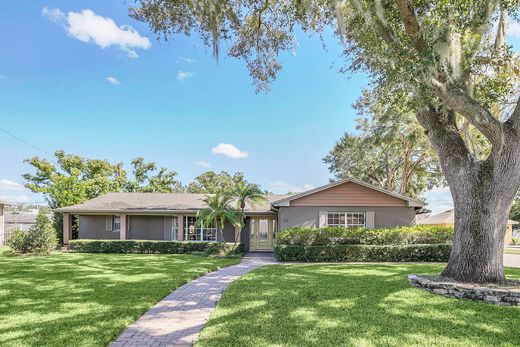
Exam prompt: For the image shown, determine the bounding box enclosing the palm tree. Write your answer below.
[196,192,244,244]
[233,182,267,244]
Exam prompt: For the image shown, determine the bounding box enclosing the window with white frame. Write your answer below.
[326,212,365,228]
[113,215,121,231]
[184,216,217,241]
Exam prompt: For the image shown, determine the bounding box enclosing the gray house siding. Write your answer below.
[128,216,165,240]
[278,206,416,230]
[241,218,251,252]
[78,215,119,239]
[221,222,237,242]
[78,214,242,242]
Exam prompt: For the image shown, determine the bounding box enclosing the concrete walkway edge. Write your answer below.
[111,253,277,347]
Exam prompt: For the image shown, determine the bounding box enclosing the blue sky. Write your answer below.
[1,2,519,212]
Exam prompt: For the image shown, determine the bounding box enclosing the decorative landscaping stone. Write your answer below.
[408,274,520,306]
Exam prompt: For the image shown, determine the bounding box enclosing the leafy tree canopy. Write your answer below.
[23,150,183,209]
[324,86,444,198]
[186,171,247,194]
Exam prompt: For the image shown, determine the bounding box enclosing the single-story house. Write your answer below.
[417,209,518,245]
[57,178,425,252]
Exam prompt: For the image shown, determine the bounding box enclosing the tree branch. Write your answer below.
[505,97,520,137]
[434,83,504,144]
[415,107,474,184]
[394,0,426,52]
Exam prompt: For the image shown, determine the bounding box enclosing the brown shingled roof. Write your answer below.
[55,192,292,214]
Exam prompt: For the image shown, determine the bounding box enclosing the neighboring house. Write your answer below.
[0,200,15,246]
[57,178,425,252]
[417,209,518,245]
[5,210,42,232]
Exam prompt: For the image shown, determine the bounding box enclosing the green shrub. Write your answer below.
[69,239,243,256]
[274,244,451,262]
[512,237,520,246]
[6,230,30,253]
[276,225,454,246]
[7,212,58,255]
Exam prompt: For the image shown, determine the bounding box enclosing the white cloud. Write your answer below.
[43,7,151,58]
[176,57,196,64]
[268,181,315,194]
[177,71,194,81]
[121,47,139,58]
[195,161,211,169]
[509,20,520,38]
[106,76,121,85]
[0,180,24,191]
[211,143,248,159]
[42,7,65,23]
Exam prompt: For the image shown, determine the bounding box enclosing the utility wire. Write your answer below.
[0,127,56,162]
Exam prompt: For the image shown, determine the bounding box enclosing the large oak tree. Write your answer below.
[131,0,520,283]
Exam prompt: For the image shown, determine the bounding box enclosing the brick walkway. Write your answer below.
[111,253,277,347]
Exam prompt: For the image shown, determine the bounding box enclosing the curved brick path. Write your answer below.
[111,253,277,347]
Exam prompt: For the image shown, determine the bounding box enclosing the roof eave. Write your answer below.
[54,208,276,215]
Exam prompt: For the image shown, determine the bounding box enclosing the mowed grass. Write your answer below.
[197,264,520,347]
[0,247,238,347]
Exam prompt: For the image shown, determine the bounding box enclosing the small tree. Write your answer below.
[7,211,58,255]
[233,182,267,245]
[196,193,244,245]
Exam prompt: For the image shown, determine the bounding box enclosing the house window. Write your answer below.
[113,216,121,231]
[184,216,217,241]
[326,212,365,228]
[171,216,178,240]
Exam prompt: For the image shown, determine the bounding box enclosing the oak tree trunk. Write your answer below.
[441,176,513,283]
[417,107,520,284]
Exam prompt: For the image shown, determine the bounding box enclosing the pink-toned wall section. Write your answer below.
[290,182,407,207]
[120,213,127,240]
[63,213,72,245]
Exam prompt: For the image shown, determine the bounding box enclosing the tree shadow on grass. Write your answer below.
[197,264,520,347]
[0,252,237,347]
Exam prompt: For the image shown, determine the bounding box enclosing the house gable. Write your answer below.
[289,181,406,207]
[272,179,424,208]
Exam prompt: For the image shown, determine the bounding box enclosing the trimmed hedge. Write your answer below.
[69,240,243,256]
[276,225,454,246]
[274,244,452,262]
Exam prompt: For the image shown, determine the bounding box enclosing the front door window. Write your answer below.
[259,219,268,240]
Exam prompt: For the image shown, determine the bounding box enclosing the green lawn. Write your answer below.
[197,264,520,347]
[0,247,238,347]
